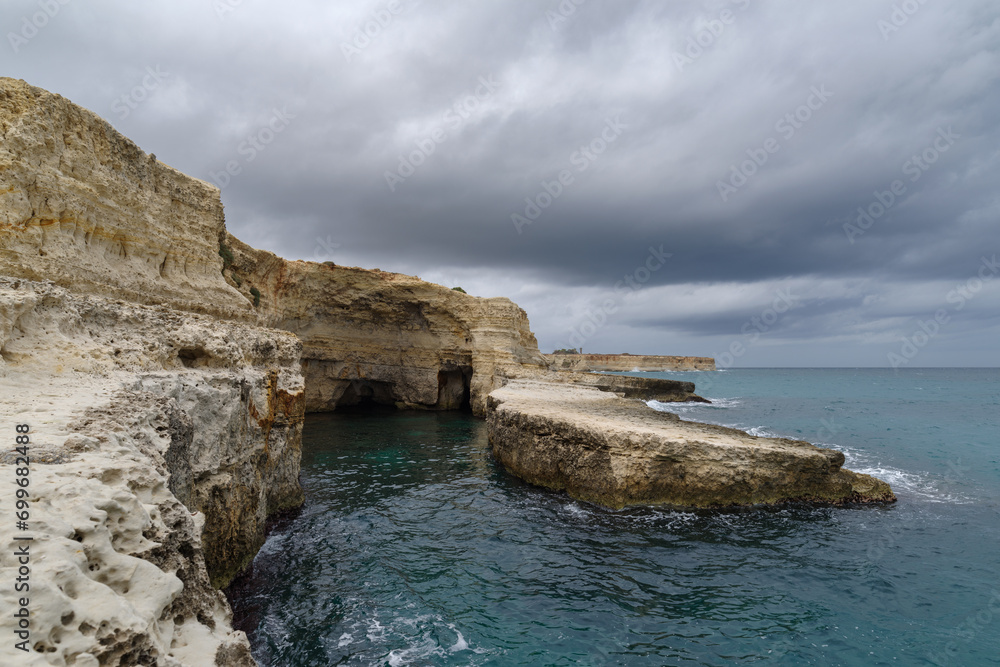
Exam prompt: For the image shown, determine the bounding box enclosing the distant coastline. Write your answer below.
[544,353,716,372]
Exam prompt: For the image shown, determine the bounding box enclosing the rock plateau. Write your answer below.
[487,381,896,509]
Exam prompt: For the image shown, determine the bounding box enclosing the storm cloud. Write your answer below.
[4,0,999,365]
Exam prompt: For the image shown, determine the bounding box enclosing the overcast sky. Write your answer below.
[4,0,999,366]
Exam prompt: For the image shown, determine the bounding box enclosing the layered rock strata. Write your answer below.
[222,235,548,416]
[548,373,710,403]
[1,76,550,423]
[544,353,716,372]
[0,78,308,665]
[0,80,252,321]
[487,380,896,509]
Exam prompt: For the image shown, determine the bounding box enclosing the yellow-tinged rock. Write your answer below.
[487,380,896,509]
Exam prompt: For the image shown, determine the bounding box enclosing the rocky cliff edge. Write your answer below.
[0,76,553,665]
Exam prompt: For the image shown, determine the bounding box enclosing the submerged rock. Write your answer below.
[487,380,895,509]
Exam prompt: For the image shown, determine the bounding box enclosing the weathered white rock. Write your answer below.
[0,375,253,667]
[0,279,304,665]
[487,380,896,509]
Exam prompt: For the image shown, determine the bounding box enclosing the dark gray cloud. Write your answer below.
[3,0,999,365]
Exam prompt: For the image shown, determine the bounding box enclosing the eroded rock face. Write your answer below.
[0,278,303,665]
[0,75,549,666]
[222,235,548,416]
[0,78,253,321]
[487,380,896,509]
[549,373,709,403]
[0,76,551,421]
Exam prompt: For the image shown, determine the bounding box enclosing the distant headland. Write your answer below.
[545,352,716,372]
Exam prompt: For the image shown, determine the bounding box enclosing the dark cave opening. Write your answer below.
[437,367,473,412]
[337,379,397,408]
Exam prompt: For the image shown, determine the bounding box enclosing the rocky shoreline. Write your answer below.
[0,77,894,666]
[487,380,895,509]
[0,278,301,665]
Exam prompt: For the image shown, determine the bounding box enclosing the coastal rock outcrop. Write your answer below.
[0,76,549,665]
[487,380,896,509]
[550,373,710,403]
[544,353,716,372]
[221,235,548,416]
[0,278,303,665]
[0,80,253,322]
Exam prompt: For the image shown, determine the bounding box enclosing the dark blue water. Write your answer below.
[229,369,1000,666]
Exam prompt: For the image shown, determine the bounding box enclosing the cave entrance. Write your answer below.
[338,379,397,409]
[437,367,473,412]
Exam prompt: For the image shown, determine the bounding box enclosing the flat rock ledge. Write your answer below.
[487,380,896,509]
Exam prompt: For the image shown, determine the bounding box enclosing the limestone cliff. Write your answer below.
[0,77,549,420]
[0,76,550,665]
[544,353,716,372]
[223,235,547,416]
[0,79,252,321]
[0,78,306,666]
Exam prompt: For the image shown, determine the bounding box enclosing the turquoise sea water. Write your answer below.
[227,368,1000,666]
